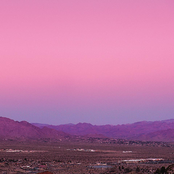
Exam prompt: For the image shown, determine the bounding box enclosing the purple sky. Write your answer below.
[0,0,174,125]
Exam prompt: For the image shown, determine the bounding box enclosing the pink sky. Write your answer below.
[0,0,174,125]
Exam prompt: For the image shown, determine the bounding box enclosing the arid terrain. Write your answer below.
[1,139,174,174]
[33,119,174,142]
[1,117,174,173]
[2,116,174,142]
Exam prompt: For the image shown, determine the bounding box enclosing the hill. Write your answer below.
[0,116,70,140]
[1,116,174,142]
[33,119,174,142]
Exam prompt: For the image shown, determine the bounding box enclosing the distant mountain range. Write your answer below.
[33,119,174,142]
[0,116,174,142]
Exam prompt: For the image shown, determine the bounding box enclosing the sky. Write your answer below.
[0,0,174,125]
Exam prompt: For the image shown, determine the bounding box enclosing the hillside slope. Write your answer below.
[33,119,174,142]
[0,117,70,140]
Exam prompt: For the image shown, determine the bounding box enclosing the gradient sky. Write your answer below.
[0,0,174,125]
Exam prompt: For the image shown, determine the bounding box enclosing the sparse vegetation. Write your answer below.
[0,139,174,173]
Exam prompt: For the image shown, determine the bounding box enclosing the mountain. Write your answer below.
[0,116,70,140]
[33,119,174,142]
[134,129,174,142]
[1,116,174,142]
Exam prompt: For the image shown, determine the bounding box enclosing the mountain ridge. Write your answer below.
[32,119,174,142]
[0,116,70,140]
[1,116,174,142]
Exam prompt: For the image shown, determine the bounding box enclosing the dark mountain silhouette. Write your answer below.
[33,119,174,142]
[0,116,70,140]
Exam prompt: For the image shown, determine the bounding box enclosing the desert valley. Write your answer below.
[1,0,174,173]
[1,116,174,173]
